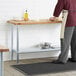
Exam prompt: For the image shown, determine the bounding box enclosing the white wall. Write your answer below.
[0,0,57,20]
[0,0,62,61]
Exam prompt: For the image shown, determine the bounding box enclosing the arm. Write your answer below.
[53,0,64,17]
[49,0,64,21]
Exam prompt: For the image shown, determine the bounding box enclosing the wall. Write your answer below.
[0,0,62,61]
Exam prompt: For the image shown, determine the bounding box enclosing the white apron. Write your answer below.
[60,10,68,38]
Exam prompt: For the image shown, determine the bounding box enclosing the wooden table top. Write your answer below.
[7,19,62,25]
[0,45,9,52]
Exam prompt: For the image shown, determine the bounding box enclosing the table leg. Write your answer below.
[0,52,3,76]
[11,25,13,60]
[16,25,19,63]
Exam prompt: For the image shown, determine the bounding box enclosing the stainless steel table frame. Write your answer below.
[0,52,3,76]
[9,19,62,63]
[11,25,19,63]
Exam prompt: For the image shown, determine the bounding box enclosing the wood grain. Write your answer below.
[0,45,9,52]
[7,19,62,25]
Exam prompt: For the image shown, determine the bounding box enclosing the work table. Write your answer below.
[0,45,9,76]
[7,19,61,63]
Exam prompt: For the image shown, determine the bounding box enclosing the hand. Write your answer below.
[49,17,58,21]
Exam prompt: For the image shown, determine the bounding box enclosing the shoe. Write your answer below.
[51,60,66,64]
[68,58,76,62]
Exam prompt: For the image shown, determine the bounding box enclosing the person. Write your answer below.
[49,0,76,64]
